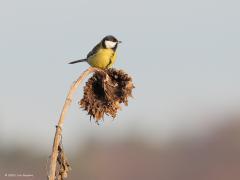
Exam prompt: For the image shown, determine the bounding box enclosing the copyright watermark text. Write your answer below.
[2,173,34,178]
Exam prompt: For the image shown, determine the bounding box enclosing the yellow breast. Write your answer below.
[87,48,117,69]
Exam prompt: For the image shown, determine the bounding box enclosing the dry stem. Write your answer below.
[48,67,99,180]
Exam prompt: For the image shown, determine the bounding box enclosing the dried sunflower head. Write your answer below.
[79,68,134,123]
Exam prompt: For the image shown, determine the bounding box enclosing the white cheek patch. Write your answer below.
[105,40,117,48]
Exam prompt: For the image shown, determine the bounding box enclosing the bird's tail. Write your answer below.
[68,59,87,64]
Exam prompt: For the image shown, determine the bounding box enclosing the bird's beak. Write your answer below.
[118,41,122,44]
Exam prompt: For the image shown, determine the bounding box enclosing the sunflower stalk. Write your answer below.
[48,67,134,180]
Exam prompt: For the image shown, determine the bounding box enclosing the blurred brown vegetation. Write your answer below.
[1,119,240,180]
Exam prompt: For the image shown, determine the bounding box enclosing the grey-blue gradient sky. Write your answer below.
[1,0,240,152]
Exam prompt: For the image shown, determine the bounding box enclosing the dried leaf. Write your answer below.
[56,145,71,180]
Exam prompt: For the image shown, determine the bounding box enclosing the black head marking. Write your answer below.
[103,35,118,42]
[101,35,119,50]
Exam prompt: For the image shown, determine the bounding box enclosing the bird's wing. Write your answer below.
[87,42,101,59]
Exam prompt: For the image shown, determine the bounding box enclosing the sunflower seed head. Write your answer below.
[79,68,134,123]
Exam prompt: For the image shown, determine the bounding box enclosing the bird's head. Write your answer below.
[102,35,122,50]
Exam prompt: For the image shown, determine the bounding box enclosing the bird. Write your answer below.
[69,35,121,69]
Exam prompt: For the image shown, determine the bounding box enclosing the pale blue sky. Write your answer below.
[1,0,240,152]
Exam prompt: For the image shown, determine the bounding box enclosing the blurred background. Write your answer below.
[1,0,240,179]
